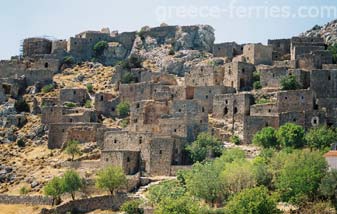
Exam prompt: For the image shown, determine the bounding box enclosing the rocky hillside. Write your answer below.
[300,19,337,45]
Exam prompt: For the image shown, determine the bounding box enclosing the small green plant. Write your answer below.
[64,140,82,161]
[84,100,91,108]
[20,186,30,195]
[64,102,77,108]
[168,47,175,55]
[255,97,271,105]
[120,118,129,128]
[42,84,55,93]
[14,99,30,113]
[121,199,144,214]
[17,139,26,148]
[116,101,130,118]
[63,56,75,66]
[328,44,337,64]
[280,75,300,90]
[93,41,108,56]
[86,83,93,93]
[253,81,262,90]
[230,135,241,145]
[121,72,137,84]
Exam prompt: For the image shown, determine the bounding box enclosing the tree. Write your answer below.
[148,180,186,205]
[275,150,328,204]
[116,101,130,118]
[121,199,144,214]
[44,176,64,205]
[184,162,223,206]
[62,170,83,200]
[221,160,257,197]
[328,44,337,64]
[276,123,306,148]
[306,126,337,150]
[95,166,127,195]
[224,187,281,214]
[280,75,300,90]
[253,127,279,148]
[252,157,273,188]
[186,132,223,163]
[230,135,240,145]
[320,170,337,205]
[155,196,200,214]
[14,99,30,113]
[93,41,108,56]
[121,72,137,84]
[64,140,81,161]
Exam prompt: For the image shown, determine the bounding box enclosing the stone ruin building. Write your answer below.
[1,24,336,177]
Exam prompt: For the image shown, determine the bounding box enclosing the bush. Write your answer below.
[121,72,137,84]
[44,176,64,206]
[64,140,81,161]
[305,126,337,150]
[186,132,223,163]
[230,135,240,145]
[64,102,77,108]
[17,139,26,148]
[253,127,278,148]
[224,187,281,214]
[42,84,55,93]
[274,150,328,204]
[328,44,337,64]
[121,200,144,214]
[148,180,186,205]
[63,56,75,66]
[255,97,272,104]
[280,75,300,90]
[14,99,30,113]
[86,83,93,93]
[62,170,83,200]
[276,123,306,148]
[93,41,108,56]
[116,102,130,118]
[168,48,175,55]
[120,118,129,128]
[20,186,30,195]
[95,166,127,195]
[253,81,262,90]
[155,196,200,214]
[84,100,91,108]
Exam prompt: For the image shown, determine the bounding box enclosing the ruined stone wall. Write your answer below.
[119,82,153,103]
[95,93,120,117]
[0,194,53,205]
[48,123,101,149]
[311,69,337,98]
[260,67,309,89]
[291,46,325,60]
[52,40,67,53]
[243,116,279,144]
[268,39,291,60]
[185,65,223,87]
[101,150,140,175]
[276,89,313,113]
[148,137,174,176]
[213,42,243,58]
[23,38,52,57]
[223,62,255,91]
[60,88,89,105]
[152,85,186,101]
[250,103,278,117]
[243,44,273,65]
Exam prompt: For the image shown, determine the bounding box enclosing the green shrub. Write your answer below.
[116,102,130,118]
[328,44,337,64]
[86,83,93,93]
[84,100,91,108]
[93,41,108,56]
[121,200,144,214]
[305,126,337,150]
[120,118,129,128]
[42,84,55,93]
[14,99,30,113]
[253,127,279,148]
[64,140,81,161]
[168,48,175,55]
[230,135,240,145]
[121,72,137,84]
[280,75,300,90]
[17,139,26,148]
[20,186,30,195]
[276,123,306,148]
[64,102,77,108]
[253,81,262,90]
[255,97,271,105]
[63,56,75,65]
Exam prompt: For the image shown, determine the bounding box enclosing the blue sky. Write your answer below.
[0,0,336,59]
